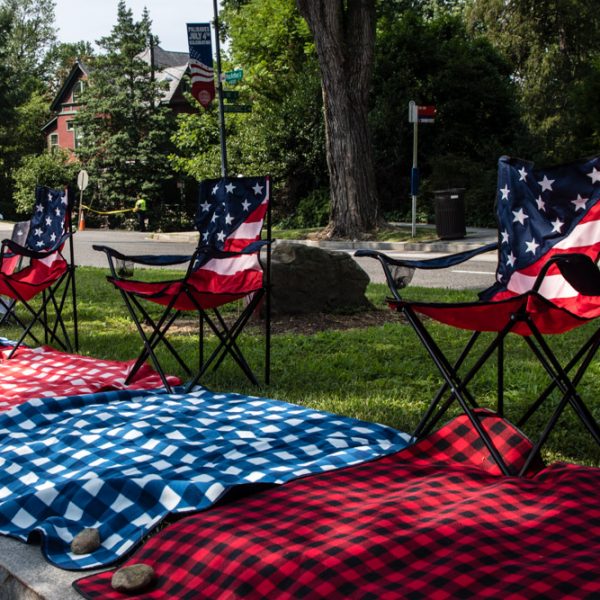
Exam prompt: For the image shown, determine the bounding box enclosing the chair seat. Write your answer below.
[109,267,264,311]
[397,291,597,336]
[0,258,67,301]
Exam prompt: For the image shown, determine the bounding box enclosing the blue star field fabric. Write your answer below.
[0,388,411,570]
[25,186,68,251]
[485,155,600,304]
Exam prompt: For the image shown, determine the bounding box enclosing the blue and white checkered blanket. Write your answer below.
[0,388,411,569]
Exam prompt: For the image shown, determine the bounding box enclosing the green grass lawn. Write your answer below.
[8,266,600,469]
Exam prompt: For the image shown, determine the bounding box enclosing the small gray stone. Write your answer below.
[71,527,101,555]
[111,563,156,594]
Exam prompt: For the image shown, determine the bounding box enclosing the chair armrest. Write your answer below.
[93,245,193,266]
[2,233,71,260]
[355,242,498,301]
[533,253,600,296]
[355,242,498,270]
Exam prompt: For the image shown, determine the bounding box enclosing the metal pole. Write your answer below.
[213,0,227,177]
[411,118,418,238]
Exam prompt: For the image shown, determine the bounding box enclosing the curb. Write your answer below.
[148,230,497,254]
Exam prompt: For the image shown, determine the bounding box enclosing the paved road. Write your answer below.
[70,228,497,290]
[0,222,497,289]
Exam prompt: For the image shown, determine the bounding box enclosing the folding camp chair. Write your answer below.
[94,176,271,393]
[357,155,600,476]
[0,185,78,357]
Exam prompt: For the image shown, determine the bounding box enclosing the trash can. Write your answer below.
[434,188,466,240]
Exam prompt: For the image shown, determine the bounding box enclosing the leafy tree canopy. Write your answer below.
[76,1,175,217]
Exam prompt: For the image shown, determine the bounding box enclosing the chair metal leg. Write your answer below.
[403,305,513,476]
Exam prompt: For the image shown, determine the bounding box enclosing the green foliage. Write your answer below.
[466,0,600,163]
[171,0,326,217]
[75,1,176,225]
[1,0,57,97]
[11,149,78,214]
[371,9,519,226]
[276,188,330,228]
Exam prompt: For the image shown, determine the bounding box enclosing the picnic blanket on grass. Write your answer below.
[75,412,600,600]
[0,387,411,570]
[0,345,180,409]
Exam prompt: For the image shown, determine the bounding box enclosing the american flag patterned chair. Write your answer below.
[0,185,78,357]
[357,155,600,476]
[94,176,271,393]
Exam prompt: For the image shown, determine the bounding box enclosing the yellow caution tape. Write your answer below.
[81,204,136,215]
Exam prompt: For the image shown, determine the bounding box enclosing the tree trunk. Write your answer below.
[296,0,378,238]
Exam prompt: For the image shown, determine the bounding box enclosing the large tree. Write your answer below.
[467,0,600,162]
[76,1,175,221]
[1,0,57,97]
[296,0,378,238]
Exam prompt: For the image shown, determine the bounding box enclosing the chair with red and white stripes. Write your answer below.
[357,155,600,476]
[0,185,78,357]
[94,176,271,392]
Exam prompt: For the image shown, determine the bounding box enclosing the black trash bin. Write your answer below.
[434,188,466,240]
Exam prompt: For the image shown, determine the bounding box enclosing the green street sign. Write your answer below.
[223,104,252,113]
[223,69,243,84]
[222,90,240,101]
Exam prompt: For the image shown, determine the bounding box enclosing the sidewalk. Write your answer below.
[149,225,498,253]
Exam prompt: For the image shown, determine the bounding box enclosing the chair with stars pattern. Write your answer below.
[0,185,78,357]
[357,155,600,476]
[94,176,271,393]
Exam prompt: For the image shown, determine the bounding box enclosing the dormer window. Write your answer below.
[72,80,86,103]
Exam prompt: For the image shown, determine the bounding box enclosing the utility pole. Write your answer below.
[213,0,227,177]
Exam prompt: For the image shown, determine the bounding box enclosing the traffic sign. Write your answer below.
[223,105,252,113]
[77,170,89,191]
[222,69,243,84]
[221,90,240,101]
[408,101,436,124]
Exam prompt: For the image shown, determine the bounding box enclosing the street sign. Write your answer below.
[223,105,252,113]
[222,69,243,84]
[77,170,89,191]
[221,90,240,101]
[408,102,436,124]
[417,105,436,123]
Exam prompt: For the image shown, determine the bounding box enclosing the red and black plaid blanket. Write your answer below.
[0,345,180,409]
[75,413,600,599]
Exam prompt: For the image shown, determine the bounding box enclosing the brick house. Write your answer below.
[42,47,193,154]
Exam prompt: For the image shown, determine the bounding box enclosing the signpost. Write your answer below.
[77,169,89,231]
[408,101,436,237]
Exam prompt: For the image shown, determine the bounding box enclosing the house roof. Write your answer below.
[138,46,189,69]
[47,46,190,110]
[49,59,90,112]
[41,115,58,134]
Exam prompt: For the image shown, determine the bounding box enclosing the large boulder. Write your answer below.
[269,241,372,315]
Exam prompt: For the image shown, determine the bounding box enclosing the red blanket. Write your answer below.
[0,346,180,409]
[75,413,600,599]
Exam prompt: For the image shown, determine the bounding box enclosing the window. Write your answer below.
[49,134,58,150]
[66,120,75,131]
[74,127,84,149]
[72,80,86,103]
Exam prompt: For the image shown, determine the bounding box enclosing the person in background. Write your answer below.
[133,194,147,232]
